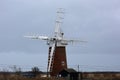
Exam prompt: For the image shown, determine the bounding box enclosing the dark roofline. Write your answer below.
[80,71,120,74]
[59,68,77,73]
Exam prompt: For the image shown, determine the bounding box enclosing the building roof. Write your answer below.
[64,68,77,73]
[59,68,77,74]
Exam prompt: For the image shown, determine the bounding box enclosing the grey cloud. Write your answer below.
[0,0,120,71]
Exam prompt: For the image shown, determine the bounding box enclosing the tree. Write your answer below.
[10,65,21,75]
[31,66,40,76]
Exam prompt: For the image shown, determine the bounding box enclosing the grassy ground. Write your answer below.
[0,75,65,80]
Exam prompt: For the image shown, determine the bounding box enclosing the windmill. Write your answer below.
[24,8,85,76]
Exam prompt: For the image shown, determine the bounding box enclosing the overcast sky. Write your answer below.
[0,0,120,71]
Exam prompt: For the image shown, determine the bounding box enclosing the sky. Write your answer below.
[0,0,120,72]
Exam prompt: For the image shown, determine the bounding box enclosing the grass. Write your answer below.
[0,75,65,80]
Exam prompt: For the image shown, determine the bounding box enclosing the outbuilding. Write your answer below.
[59,68,80,80]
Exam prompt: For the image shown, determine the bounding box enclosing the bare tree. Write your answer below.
[31,66,40,77]
[10,65,21,75]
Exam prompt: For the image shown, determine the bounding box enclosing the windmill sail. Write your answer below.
[48,42,56,72]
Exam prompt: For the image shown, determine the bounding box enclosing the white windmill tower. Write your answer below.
[24,8,85,76]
